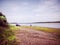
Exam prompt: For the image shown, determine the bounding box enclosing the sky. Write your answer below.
[0,0,60,23]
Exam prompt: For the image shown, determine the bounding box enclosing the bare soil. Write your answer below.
[14,28,60,45]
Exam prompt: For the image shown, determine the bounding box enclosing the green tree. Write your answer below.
[0,12,17,45]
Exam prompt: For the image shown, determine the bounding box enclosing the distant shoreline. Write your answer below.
[9,22,60,24]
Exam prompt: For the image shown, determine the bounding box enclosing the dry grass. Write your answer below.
[20,26,60,34]
[32,26,60,33]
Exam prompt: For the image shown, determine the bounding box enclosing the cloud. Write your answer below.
[0,0,60,23]
[31,0,60,21]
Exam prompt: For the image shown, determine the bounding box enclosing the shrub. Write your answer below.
[0,12,17,45]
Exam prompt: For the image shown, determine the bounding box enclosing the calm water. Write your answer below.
[11,23,60,28]
[32,23,60,28]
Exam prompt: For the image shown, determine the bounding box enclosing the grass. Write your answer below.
[8,25,20,41]
[20,26,60,39]
[1,25,59,42]
[1,25,59,44]
[20,26,60,34]
[9,25,20,31]
[0,25,20,45]
[9,25,60,35]
[8,36,16,41]
[32,26,60,33]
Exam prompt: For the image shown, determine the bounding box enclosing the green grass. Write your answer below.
[9,25,60,34]
[1,25,59,42]
[21,26,60,34]
[9,25,20,30]
[0,25,20,45]
[8,36,16,41]
[32,26,60,33]
[8,25,20,40]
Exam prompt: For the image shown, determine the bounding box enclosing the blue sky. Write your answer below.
[0,0,60,23]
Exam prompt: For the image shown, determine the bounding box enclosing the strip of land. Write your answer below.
[14,27,60,45]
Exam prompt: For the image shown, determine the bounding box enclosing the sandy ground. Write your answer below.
[15,28,60,45]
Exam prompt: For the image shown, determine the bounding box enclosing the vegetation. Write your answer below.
[31,26,60,33]
[21,26,60,33]
[0,12,60,45]
[20,26,60,39]
[0,12,18,45]
[9,25,20,31]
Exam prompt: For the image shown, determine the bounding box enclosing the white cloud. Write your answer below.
[30,0,60,21]
[0,0,60,23]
